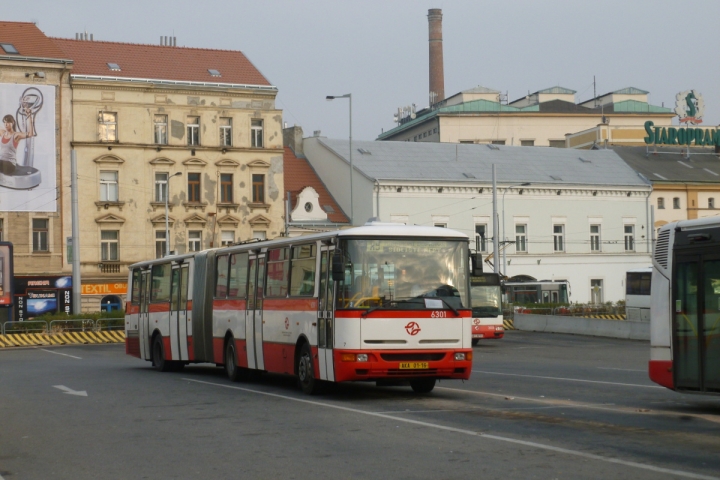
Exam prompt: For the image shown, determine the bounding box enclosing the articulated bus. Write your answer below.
[469,273,503,345]
[125,223,474,395]
[625,267,651,321]
[650,217,720,395]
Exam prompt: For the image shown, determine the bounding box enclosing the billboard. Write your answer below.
[13,275,72,321]
[0,83,56,212]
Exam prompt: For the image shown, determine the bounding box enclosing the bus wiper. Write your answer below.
[436,297,460,316]
[362,298,419,317]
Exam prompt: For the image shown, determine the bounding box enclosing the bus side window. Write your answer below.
[131,269,141,304]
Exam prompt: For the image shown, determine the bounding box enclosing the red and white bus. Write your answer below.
[125,223,474,394]
[650,217,720,395]
[469,273,503,345]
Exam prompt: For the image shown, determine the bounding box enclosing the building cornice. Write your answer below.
[69,74,277,93]
[377,184,650,197]
[70,141,282,153]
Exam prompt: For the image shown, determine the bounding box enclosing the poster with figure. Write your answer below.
[0,84,56,212]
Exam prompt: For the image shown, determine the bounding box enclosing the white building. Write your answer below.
[296,134,653,303]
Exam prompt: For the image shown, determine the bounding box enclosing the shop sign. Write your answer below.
[81,283,127,295]
[644,121,719,146]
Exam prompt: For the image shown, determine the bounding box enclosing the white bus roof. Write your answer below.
[661,216,720,232]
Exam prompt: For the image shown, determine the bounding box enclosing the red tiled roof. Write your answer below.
[52,38,272,86]
[0,22,69,59]
[283,147,348,224]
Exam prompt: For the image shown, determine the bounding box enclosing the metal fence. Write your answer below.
[508,305,627,318]
[1,318,124,336]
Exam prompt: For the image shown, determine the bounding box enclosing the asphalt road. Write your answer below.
[1,331,719,480]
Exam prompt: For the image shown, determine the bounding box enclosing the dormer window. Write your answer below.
[107,63,121,71]
[208,69,221,77]
[0,43,19,54]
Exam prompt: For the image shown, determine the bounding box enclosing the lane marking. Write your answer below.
[184,378,717,480]
[53,385,88,397]
[473,370,663,389]
[40,348,82,360]
[597,367,645,372]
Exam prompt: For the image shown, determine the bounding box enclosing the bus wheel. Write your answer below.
[225,338,243,382]
[471,338,479,347]
[152,335,171,372]
[410,378,436,394]
[297,343,320,395]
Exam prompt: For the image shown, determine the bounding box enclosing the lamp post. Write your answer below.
[326,93,353,225]
[501,182,530,277]
[165,172,182,256]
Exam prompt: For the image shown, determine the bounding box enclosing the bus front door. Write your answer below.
[245,254,266,371]
[673,255,720,393]
[317,246,335,381]
[138,270,152,360]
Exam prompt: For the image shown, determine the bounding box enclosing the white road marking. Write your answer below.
[184,378,717,480]
[53,385,88,397]
[597,367,645,372]
[473,370,663,389]
[40,349,82,360]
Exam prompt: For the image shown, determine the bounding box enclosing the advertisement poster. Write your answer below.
[13,275,72,321]
[0,242,13,305]
[0,84,56,212]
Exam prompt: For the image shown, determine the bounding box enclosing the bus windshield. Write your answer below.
[470,285,501,316]
[336,238,468,311]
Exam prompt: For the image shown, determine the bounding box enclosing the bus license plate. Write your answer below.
[399,362,429,369]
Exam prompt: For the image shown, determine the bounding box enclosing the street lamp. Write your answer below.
[502,182,530,276]
[326,93,353,225]
[165,172,182,256]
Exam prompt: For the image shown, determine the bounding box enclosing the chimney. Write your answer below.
[428,8,445,106]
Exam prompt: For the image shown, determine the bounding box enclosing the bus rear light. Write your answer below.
[455,352,471,361]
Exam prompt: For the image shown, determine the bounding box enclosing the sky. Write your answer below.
[5,0,719,141]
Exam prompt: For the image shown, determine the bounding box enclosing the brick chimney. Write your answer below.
[428,8,445,106]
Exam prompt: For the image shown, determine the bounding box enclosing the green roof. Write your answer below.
[612,87,649,95]
[535,86,576,95]
[612,100,672,113]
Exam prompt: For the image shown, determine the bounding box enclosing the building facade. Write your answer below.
[302,136,653,303]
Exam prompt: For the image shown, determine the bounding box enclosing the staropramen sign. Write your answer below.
[644,89,717,146]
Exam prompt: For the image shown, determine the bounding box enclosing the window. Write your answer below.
[220,230,234,246]
[99,171,118,202]
[252,174,265,203]
[188,173,201,202]
[98,112,117,142]
[590,225,601,252]
[520,140,534,147]
[220,117,232,146]
[0,43,19,54]
[475,224,487,252]
[154,115,167,144]
[548,140,565,148]
[434,223,447,228]
[590,279,603,304]
[155,230,166,258]
[155,173,168,202]
[491,140,505,145]
[266,248,290,297]
[215,254,229,298]
[553,224,564,252]
[252,231,266,241]
[150,263,172,302]
[0,218,3,241]
[657,197,665,209]
[187,116,200,146]
[624,225,635,251]
[188,231,201,252]
[515,224,527,252]
[33,219,49,252]
[229,252,248,298]
[290,244,317,296]
[220,173,233,203]
[710,198,715,209]
[100,230,119,261]
[673,197,680,209]
[251,119,263,148]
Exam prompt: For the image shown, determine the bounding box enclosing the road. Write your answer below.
[1,331,718,479]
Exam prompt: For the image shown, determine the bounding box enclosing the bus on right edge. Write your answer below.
[650,217,720,395]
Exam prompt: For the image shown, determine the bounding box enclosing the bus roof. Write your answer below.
[661,216,720,232]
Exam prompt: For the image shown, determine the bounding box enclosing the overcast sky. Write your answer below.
[5,0,719,141]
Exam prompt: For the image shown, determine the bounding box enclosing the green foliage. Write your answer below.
[33,310,125,321]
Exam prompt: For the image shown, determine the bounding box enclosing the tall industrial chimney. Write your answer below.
[427,8,445,106]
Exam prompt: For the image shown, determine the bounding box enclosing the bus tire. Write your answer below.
[410,378,436,394]
[225,338,243,382]
[152,335,171,372]
[471,338,479,346]
[297,342,320,395]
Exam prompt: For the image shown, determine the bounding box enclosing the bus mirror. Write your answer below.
[332,252,345,282]
[471,253,483,276]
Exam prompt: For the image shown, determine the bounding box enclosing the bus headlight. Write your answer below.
[455,352,471,361]
[356,354,368,362]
